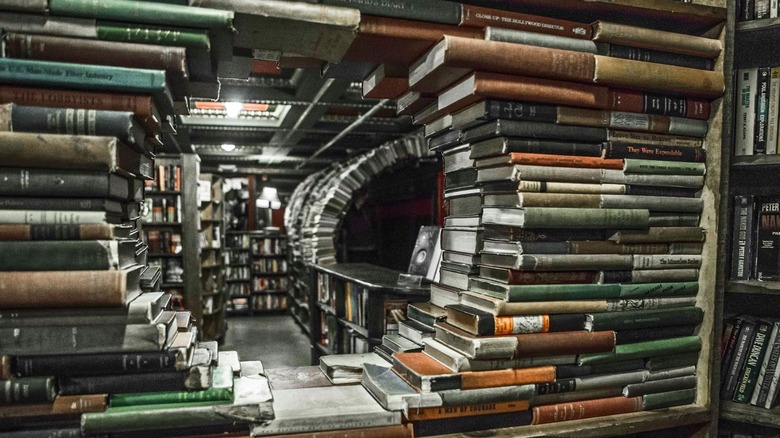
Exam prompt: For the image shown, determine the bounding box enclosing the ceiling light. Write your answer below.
[223,101,243,118]
[221,143,236,152]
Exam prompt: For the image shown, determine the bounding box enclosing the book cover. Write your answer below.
[757,199,780,281]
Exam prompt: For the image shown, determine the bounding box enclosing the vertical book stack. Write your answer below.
[0,1,272,436]
[356,2,724,435]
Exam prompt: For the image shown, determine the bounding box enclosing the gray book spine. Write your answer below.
[623,375,697,397]
[485,26,598,53]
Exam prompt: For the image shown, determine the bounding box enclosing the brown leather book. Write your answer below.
[531,395,643,424]
[0,224,134,241]
[480,267,599,285]
[0,394,107,417]
[592,21,722,58]
[343,15,482,65]
[410,35,595,94]
[513,330,616,358]
[4,33,190,100]
[417,71,711,125]
[410,35,724,98]
[460,4,592,39]
[362,64,409,99]
[0,265,143,308]
[0,355,10,380]
[0,85,161,134]
[479,152,625,170]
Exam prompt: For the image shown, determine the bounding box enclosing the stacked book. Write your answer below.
[721,315,780,410]
[352,4,725,435]
[287,134,432,266]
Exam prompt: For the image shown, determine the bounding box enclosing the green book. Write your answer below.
[469,278,699,302]
[97,23,212,49]
[0,240,137,271]
[645,352,700,371]
[110,364,234,407]
[585,307,704,332]
[577,336,701,366]
[50,0,234,30]
[0,58,175,119]
[642,388,697,410]
[481,206,651,229]
[623,159,706,176]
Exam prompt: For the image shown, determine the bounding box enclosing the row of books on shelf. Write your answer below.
[226,278,289,297]
[147,257,184,285]
[228,295,288,314]
[144,164,182,193]
[254,237,287,255]
[734,67,780,157]
[721,316,780,409]
[226,250,251,265]
[144,229,182,255]
[253,258,288,274]
[730,195,780,281]
[738,0,780,22]
[141,196,181,224]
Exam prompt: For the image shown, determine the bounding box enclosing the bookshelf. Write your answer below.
[719,3,780,431]
[310,263,430,364]
[225,230,288,315]
[142,154,201,324]
[199,172,226,341]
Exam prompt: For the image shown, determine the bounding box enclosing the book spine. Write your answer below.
[600,44,714,70]
[506,270,598,285]
[493,315,549,335]
[58,371,189,396]
[0,324,164,356]
[1,376,56,403]
[531,396,642,424]
[52,393,108,413]
[733,320,772,403]
[0,355,10,380]
[406,400,530,421]
[514,331,616,358]
[623,375,697,397]
[731,195,756,280]
[610,90,711,120]
[606,129,703,148]
[0,210,109,225]
[4,104,138,147]
[486,100,559,123]
[752,321,780,405]
[110,387,233,407]
[593,55,724,99]
[0,58,166,95]
[522,207,650,230]
[0,270,132,308]
[49,0,234,29]
[15,350,179,377]
[460,366,556,389]
[735,68,758,155]
[754,67,771,154]
[535,378,576,395]
[0,241,114,270]
[615,324,697,345]
[511,153,623,170]
[96,24,211,49]
[756,200,780,281]
[0,224,116,240]
[0,168,114,199]
[320,0,461,25]
[722,320,757,399]
[578,336,701,366]
[768,67,780,154]
[603,143,706,162]
[484,26,598,53]
[591,21,722,59]
[761,335,780,408]
[642,388,697,410]
[460,5,592,40]
[586,307,703,332]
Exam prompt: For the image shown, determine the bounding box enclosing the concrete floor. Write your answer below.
[221,313,311,368]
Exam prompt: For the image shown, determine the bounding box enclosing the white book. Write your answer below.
[735,67,758,156]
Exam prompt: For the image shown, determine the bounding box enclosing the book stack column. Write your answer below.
[355,2,728,436]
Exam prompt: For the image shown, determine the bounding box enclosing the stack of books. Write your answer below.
[721,316,780,410]
[348,2,725,435]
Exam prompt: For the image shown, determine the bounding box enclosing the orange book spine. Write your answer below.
[0,355,10,380]
[532,396,643,424]
[0,271,128,308]
[52,394,108,414]
[460,365,556,389]
[247,423,414,438]
[359,15,483,40]
[406,399,531,421]
[495,315,550,335]
[508,152,624,170]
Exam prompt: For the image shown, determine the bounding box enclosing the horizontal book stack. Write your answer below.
[721,315,780,410]
[352,4,724,433]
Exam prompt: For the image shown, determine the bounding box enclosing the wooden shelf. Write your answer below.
[721,401,780,428]
[726,280,780,295]
[338,318,369,338]
[736,17,780,32]
[201,263,222,269]
[731,155,780,166]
